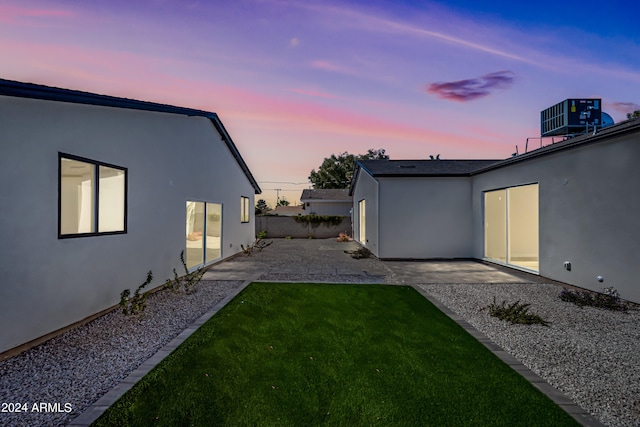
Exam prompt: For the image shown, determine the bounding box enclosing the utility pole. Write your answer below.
[275,188,281,204]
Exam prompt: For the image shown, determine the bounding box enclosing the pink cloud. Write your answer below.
[310,60,357,76]
[0,4,75,24]
[608,101,640,115]
[288,87,340,99]
[0,37,509,162]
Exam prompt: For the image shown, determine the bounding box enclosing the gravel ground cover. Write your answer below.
[420,283,640,427]
[0,280,242,427]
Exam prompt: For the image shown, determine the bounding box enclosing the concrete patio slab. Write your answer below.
[383,259,539,284]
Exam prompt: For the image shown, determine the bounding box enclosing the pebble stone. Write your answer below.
[0,280,242,427]
[420,283,640,427]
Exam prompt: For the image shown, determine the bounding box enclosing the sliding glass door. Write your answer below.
[186,201,222,270]
[484,184,538,272]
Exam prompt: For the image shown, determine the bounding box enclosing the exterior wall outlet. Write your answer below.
[563,261,571,271]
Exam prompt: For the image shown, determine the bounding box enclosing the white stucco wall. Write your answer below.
[377,177,473,259]
[0,95,257,353]
[351,171,379,255]
[471,130,640,303]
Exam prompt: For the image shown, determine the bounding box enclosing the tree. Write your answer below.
[255,199,270,215]
[308,149,388,189]
[627,110,640,120]
[276,198,290,206]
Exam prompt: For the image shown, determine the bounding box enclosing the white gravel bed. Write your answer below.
[420,283,640,427]
[0,280,242,427]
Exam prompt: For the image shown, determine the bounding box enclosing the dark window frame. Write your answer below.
[58,152,128,239]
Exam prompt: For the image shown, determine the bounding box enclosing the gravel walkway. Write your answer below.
[420,283,640,427]
[0,280,242,427]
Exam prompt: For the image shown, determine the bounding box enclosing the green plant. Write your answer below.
[257,230,267,239]
[293,214,343,228]
[162,251,204,294]
[559,287,630,312]
[484,298,550,326]
[241,238,274,255]
[120,271,153,316]
[284,235,293,240]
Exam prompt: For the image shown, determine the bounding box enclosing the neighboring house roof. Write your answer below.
[356,159,502,177]
[350,118,640,195]
[300,188,351,202]
[270,205,305,216]
[0,78,261,194]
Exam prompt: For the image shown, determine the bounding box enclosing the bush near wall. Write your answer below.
[255,215,351,238]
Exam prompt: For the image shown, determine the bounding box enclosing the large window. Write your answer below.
[241,196,250,223]
[59,154,127,238]
[484,184,539,272]
[186,201,222,270]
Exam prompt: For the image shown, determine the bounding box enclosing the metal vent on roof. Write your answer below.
[540,99,602,137]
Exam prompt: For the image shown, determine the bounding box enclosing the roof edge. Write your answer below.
[0,78,261,194]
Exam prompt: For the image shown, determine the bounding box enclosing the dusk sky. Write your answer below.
[2,0,639,206]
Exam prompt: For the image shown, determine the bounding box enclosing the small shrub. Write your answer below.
[293,215,344,228]
[284,235,293,240]
[257,230,267,239]
[241,238,273,255]
[485,298,550,326]
[346,246,372,259]
[559,287,630,312]
[120,271,153,316]
[162,251,204,294]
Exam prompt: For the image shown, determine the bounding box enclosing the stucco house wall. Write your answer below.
[378,177,473,259]
[471,127,640,302]
[0,87,259,354]
[351,169,379,254]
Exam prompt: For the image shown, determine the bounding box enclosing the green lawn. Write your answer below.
[93,283,578,426]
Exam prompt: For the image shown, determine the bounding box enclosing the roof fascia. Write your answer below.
[1,78,261,194]
[471,121,640,175]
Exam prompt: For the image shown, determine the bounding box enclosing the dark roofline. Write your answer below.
[354,159,501,177]
[350,119,640,195]
[0,78,261,194]
[471,119,640,175]
[300,188,351,202]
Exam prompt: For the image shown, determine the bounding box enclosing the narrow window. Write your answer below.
[358,199,366,244]
[241,196,250,223]
[59,154,127,238]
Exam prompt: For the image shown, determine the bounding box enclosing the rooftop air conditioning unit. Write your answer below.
[540,98,602,137]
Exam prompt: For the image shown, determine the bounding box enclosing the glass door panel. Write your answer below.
[484,190,507,263]
[186,201,205,269]
[508,185,539,271]
[205,203,222,263]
